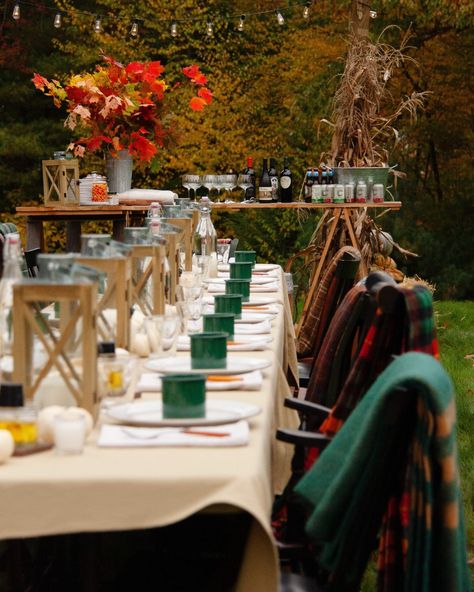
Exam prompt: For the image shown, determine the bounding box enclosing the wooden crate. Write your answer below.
[129,243,166,315]
[12,281,97,413]
[75,256,132,349]
[42,159,80,205]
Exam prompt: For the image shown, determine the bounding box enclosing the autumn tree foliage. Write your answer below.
[0,0,472,296]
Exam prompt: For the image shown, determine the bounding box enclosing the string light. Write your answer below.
[93,15,102,34]
[171,21,177,37]
[237,15,245,32]
[370,9,378,18]
[206,20,213,36]
[53,11,62,28]
[303,2,311,19]
[130,19,139,37]
[12,2,21,21]
[276,10,285,25]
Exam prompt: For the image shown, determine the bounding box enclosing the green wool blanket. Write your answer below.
[295,352,471,592]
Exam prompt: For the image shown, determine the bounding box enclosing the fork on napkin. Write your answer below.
[98,421,249,447]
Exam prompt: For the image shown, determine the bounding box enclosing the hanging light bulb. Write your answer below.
[303,2,311,19]
[370,9,378,18]
[93,15,102,34]
[130,19,139,37]
[12,2,20,21]
[171,21,177,37]
[206,20,213,36]
[53,11,62,28]
[237,15,245,32]
[276,10,285,25]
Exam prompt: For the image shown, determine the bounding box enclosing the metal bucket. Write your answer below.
[106,150,133,194]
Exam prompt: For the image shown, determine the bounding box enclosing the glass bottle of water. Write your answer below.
[193,197,216,257]
[0,233,23,356]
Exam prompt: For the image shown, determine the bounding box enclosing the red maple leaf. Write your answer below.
[198,87,213,105]
[31,73,48,90]
[189,97,207,111]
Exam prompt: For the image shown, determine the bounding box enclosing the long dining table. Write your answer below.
[0,266,298,591]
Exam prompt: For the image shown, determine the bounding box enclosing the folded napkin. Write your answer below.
[136,370,263,392]
[98,420,249,447]
[206,282,279,293]
[215,274,278,284]
[205,304,280,316]
[234,320,272,334]
[116,189,177,203]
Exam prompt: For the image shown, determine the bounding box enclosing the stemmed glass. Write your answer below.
[214,175,225,201]
[237,174,253,202]
[182,174,201,200]
[221,174,238,202]
[202,174,217,200]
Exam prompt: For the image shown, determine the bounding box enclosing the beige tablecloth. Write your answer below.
[0,268,298,591]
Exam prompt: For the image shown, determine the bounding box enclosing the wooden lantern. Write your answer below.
[75,256,132,349]
[42,158,80,205]
[160,230,180,304]
[12,281,98,413]
[129,243,166,316]
[167,216,194,272]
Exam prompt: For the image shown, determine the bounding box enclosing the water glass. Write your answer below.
[144,312,181,358]
[53,411,86,455]
[216,239,232,264]
[182,174,201,200]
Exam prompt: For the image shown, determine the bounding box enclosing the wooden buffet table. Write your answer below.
[0,269,298,591]
[16,204,151,251]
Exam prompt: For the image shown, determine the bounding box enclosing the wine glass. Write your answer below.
[182,174,200,200]
[237,174,253,202]
[202,174,217,200]
[214,175,226,202]
[216,238,232,263]
[221,174,238,202]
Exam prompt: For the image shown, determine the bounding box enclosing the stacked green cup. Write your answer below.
[190,332,227,369]
[162,374,206,418]
[229,261,253,280]
[225,279,250,302]
[203,313,235,340]
[234,250,256,267]
[214,294,242,319]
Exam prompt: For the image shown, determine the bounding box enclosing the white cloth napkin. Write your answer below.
[98,421,249,447]
[206,282,279,293]
[234,320,272,334]
[116,189,177,203]
[136,370,263,392]
[177,335,270,352]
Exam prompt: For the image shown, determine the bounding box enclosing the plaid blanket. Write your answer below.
[295,352,471,591]
[319,284,439,438]
[297,246,360,358]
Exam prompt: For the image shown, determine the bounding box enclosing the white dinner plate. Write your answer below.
[212,276,276,285]
[177,335,272,352]
[204,296,280,307]
[105,399,261,427]
[135,372,246,392]
[254,263,280,272]
[235,312,275,324]
[144,356,271,375]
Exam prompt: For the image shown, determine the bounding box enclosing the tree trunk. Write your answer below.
[350,0,371,38]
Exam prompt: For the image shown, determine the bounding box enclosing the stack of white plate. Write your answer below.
[79,173,108,203]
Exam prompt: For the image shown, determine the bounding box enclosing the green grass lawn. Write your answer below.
[436,300,474,559]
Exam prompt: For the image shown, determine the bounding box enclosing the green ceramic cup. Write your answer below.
[214,294,242,319]
[203,313,235,340]
[225,279,250,302]
[229,261,253,280]
[190,332,227,369]
[234,251,257,267]
[162,374,206,419]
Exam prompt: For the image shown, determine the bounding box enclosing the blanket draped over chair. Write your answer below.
[295,352,471,592]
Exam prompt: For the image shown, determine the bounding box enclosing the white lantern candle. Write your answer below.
[53,411,86,455]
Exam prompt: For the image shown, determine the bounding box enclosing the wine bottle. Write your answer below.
[304,168,314,203]
[268,158,279,202]
[243,156,256,200]
[258,158,272,203]
[279,157,292,202]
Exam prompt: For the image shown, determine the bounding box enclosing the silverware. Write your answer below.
[121,427,230,439]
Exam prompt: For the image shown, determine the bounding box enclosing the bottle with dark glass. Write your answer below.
[304,168,314,203]
[242,156,256,200]
[268,158,279,202]
[258,158,272,203]
[279,157,292,202]
[321,169,328,185]
[328,168,335,184]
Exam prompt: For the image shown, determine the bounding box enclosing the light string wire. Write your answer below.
[5,0,322,31]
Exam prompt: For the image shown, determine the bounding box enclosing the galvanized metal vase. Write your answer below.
[106,150,133,194]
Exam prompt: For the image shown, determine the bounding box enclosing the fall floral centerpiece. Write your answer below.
[32,54,213,171]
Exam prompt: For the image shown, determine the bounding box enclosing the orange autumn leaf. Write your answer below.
[189,96,207,111]
[198,87,213,105]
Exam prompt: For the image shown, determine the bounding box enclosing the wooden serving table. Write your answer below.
[16,204,150,252]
